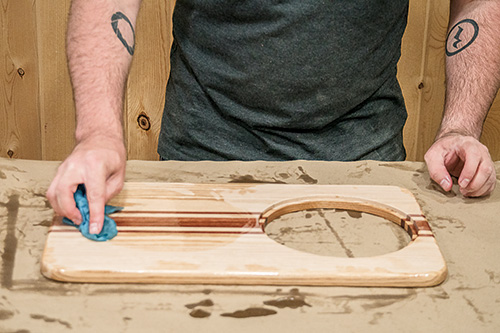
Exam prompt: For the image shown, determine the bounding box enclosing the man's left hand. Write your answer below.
[424,134,496,197]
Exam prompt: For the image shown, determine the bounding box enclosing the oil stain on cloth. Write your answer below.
[62,184,122,241]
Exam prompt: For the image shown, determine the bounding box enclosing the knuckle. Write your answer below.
[426,168,442,180]
[114,182,124,195]
[487,175,497,187]
[464,147,482,159]
[58,207,74,219]
[87,189,105,201]
[461,188,478,197]
[490,182,497,193]
[424,149,437,161]
[427,170,438,180]
[89,214,104,225]
[46,189,54,201]
[65,161,79,172]
[477,164,495,177]
[83,151,105,168]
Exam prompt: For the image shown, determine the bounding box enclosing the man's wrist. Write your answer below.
[75,131,125,147]
[435,130,476,142]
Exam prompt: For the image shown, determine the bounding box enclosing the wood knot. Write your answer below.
[17,68,25,78]
[417,82,424,89]
[7,150,14,158]
[137,113,151,131]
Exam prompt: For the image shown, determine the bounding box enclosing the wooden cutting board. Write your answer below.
[41,183,447,287]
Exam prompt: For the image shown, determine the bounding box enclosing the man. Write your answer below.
[47,0,499,235]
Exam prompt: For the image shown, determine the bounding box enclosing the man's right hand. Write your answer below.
[49,0,143,234]
[46,136,126,235]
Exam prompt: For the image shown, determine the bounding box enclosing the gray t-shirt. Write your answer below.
[158,0,409,161]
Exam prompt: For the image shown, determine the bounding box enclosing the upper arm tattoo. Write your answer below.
[446,19,479,57]
[111,12,135,56]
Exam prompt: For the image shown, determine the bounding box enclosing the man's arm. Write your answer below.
[424,0,500,197]
[46,0,142,234]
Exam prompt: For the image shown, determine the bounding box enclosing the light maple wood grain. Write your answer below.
[41,183,447,287]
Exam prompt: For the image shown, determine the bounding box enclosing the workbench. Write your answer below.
[1,158,499,332]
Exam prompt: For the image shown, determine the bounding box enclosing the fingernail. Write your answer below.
[440,178,451,189]
[460,178,470,188]
[89,224,99,234]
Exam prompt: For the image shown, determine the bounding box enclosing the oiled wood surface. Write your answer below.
[41,183,447,286]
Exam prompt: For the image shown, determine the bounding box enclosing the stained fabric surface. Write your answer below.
[62,184,122,241]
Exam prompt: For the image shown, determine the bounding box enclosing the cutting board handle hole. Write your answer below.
[260,196,413,258]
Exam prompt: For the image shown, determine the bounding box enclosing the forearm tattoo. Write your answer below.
[446,19,479,56]
[111,12,135,55]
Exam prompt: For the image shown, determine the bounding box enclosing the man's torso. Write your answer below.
[158,0,409,161]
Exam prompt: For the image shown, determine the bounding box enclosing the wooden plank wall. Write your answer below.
[1,0,499,162]
[125,0,175,160]
[36,2,75,161]
[1,1,41,160]
[399,0,449,161]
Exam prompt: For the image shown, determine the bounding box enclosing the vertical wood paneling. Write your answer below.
[398,0,429,161]
[0,1,41,159]
[413,0,450,161]
[125,0,175,160]
[35,1,75,161]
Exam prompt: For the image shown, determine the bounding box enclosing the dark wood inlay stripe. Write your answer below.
[118,210,262,215]
[52,215,260,228]
[113,216,259,228]
[406,214,434,237]
[400,217,414,238]
[49,228,265,235]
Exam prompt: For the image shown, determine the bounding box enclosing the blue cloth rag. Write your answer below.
[62,184,122,241]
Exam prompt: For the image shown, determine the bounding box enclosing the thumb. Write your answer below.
[425,151,453,192]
